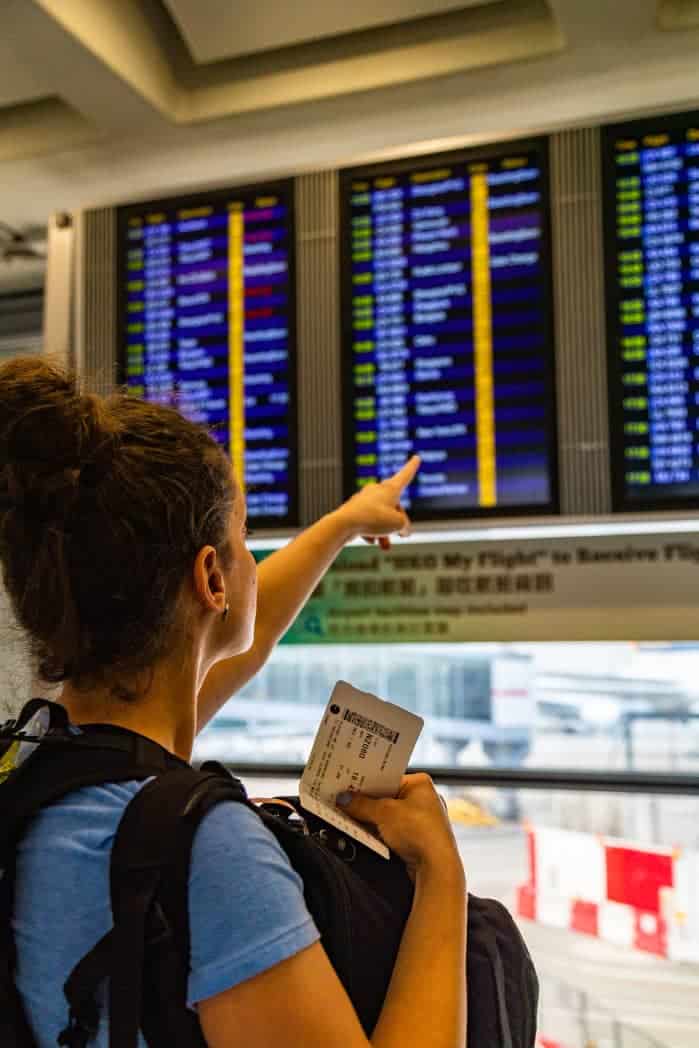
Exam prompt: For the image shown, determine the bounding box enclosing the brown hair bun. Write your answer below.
[0,356,236,700]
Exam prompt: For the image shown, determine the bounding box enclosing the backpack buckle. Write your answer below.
[0,718,17,737]
[146,899,173,947]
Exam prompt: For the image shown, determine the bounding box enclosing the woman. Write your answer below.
[2,357,467,1048]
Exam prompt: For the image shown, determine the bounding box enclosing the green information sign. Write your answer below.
[256,532,699,644]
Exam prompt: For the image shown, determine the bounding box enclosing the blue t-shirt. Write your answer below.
[12,778,321,1047]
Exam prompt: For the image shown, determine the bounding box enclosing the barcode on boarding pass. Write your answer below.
[342,709,400,743]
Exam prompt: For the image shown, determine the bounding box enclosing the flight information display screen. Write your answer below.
[603,110,699,511]
[340,139,558,520]
[116,180,298,525]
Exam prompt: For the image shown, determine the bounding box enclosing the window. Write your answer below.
[196,641,699,774]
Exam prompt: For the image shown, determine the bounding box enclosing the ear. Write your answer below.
[192,545,226,615]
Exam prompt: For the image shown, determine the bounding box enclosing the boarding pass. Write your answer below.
[299,680,424,859]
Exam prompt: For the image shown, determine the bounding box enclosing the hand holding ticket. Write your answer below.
[299,680,424,859]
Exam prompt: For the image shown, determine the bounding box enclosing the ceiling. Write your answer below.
[163,0,499,62]
[2,0,699,243]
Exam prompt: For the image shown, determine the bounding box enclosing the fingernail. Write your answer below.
[336,792,352,807]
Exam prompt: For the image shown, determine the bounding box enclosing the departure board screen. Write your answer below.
[603,110,699,511]
[340,140,558,520]
[116,180,298,526]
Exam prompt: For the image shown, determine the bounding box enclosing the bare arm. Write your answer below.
[196,457,420,733]
[196,509,352,732]
[198,859,467,1048]
[372,857,467,1048]
[201,775,467,1048]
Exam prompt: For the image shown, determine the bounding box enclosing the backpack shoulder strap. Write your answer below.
[1,708,190,1048]
[0,857,35,1048]
[1,707,191,852]
[60,765,249,1048]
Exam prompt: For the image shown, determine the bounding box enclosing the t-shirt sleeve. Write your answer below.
[186,800,321,1008]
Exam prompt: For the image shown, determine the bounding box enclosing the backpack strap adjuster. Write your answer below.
[146,899,174,948]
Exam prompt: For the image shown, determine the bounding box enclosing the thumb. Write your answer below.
[336,790,381,824]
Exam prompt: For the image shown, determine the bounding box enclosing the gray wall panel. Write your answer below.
[550,127,611,515]
[76,207,117,397]
[295,171,343,524]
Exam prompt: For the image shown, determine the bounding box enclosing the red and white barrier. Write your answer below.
[515,825,699,961]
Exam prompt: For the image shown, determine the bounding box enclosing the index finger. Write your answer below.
[383,454,421,493]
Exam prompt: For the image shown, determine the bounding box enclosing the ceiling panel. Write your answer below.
[163,0,502,63]
[5,0,699,235]
[0,35,49,108]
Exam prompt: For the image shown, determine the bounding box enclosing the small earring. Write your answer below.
[222,603,229,621]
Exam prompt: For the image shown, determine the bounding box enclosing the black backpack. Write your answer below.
[0,699,538,1047]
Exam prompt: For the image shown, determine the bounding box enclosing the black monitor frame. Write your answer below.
[602,107,699,514]
[338,135,560,522]
[115,178,300,529]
